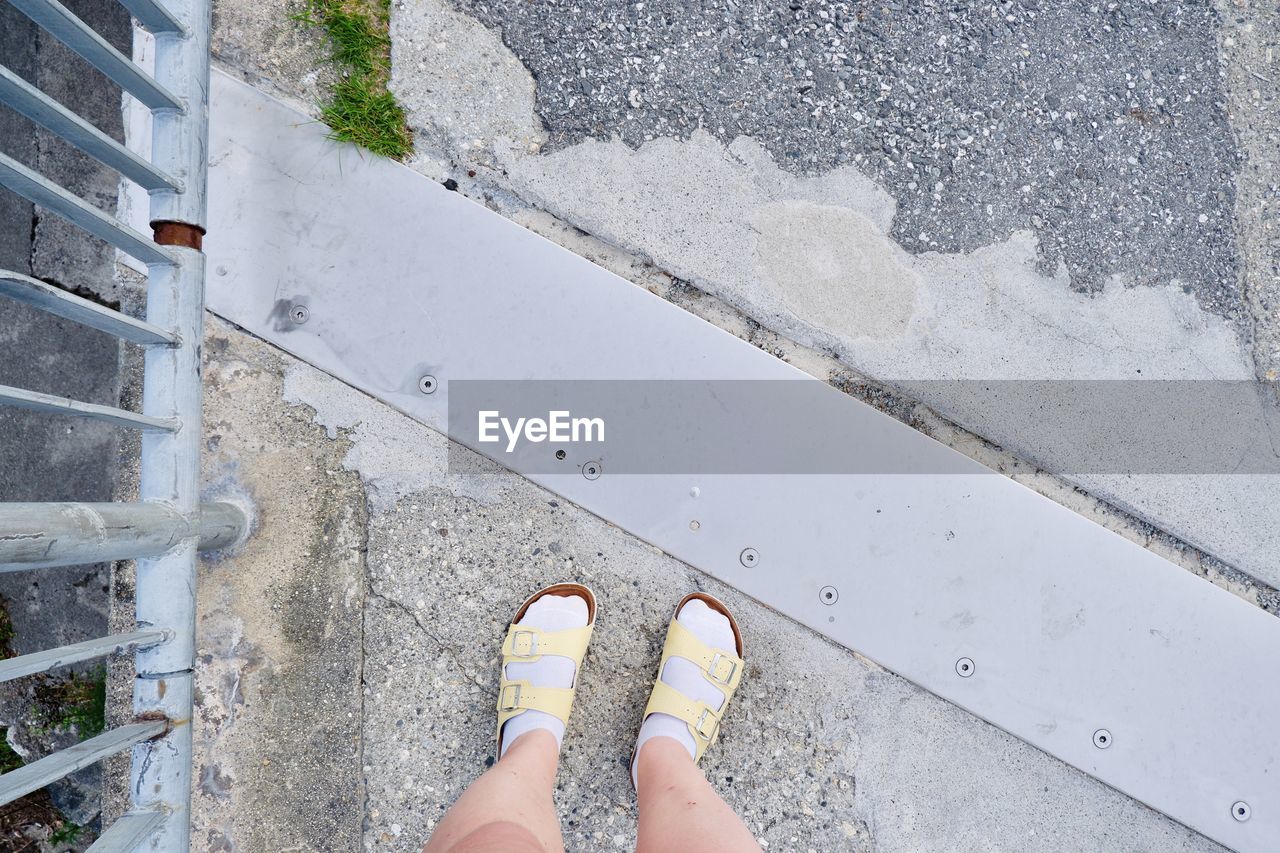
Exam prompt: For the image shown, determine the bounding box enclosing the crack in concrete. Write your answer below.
[35,276,124,311]
[364,580,484,690]
[354,506,372,845]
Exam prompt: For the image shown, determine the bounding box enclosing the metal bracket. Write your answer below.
[203,70,1279,852]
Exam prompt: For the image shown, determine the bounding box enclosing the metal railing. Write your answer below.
[0,0,246,848]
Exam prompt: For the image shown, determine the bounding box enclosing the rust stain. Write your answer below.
[153,220,205,250]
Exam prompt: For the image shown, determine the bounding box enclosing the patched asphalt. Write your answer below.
[455,0,1241,317]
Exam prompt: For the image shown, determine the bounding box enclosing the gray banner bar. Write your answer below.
[448,379,1280,475]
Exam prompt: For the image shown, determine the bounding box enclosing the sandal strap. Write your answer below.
[642,680,726,761]
[496,680,576,731]
[639,615,745,763]
[662,618,744,692]
[496,619,595,745]
[500,622,594,669]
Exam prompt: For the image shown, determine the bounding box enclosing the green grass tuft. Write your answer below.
[321,76,414,159]
[48,819,83,845]
[34,667,107,741]
[298,0,413,159]
[0,731,22,774]
[0,594,17,660]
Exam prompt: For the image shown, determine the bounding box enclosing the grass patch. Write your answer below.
[297,0,414,159]
[0,595,16,660]
[0,599,96,848]
[0,732,22,774]
[48,819,83,845]
[34,668,107,741]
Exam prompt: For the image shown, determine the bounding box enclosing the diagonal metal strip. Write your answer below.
[202,71,1278,852]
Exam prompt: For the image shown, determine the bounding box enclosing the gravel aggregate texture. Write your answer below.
[455,0,1243,315]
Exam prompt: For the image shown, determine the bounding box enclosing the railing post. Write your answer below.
[130,0,211,846]
[130,258,204,848]
[147,0,209,232]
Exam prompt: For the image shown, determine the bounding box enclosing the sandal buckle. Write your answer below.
[499,683,522,711]
[707,652,737,685]
[510,629,539,657]
[695,708,719,741]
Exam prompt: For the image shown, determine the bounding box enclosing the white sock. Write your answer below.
[633,598,736,788]
[499,593,588,758]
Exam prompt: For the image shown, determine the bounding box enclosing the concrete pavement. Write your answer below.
[207,0,1280,581]
[162,0,1280,849]
[194,317,1222,851]
[382,0,1280,584]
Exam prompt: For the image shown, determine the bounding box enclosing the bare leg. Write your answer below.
[424,729,564,853]
[635,736,762,853]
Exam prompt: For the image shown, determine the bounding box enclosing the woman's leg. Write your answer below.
[635,735,762,853]
[426,586,593,853]
[423,728,564,853]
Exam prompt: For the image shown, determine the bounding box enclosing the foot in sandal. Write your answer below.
[496,582,597,758]
[427,586,760,853]
[632,592,744,787]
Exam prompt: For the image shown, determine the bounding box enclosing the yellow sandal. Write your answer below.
[496,582,597,757]
[636,592,745,769]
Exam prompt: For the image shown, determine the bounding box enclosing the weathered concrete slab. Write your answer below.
[1222,2,1280,379]
[196,70,1280,848]
[276,356,1222,852]
[151,2,1280,849]
[389,0,1280,586]
[188,320,366,852]
[202,0,1280,586]
[452,1,1241,308]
